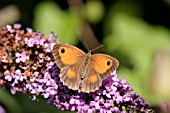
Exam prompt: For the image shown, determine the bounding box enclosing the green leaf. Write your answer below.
[33,1,82,45]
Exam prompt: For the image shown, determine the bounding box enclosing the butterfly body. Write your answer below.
[52,43,119,93]
[80,52,92,79]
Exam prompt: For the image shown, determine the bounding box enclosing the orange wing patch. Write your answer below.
[93,56,113,74]
[58,47,81,65]
[88,74,98,83]
[67,68,77,79]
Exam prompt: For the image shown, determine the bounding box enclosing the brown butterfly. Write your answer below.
[52,43,119,93]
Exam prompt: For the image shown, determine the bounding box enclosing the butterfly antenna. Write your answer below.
[91,45,105,52]
[82,39,90,52]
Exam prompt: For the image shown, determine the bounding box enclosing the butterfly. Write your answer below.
[52,43,119,93]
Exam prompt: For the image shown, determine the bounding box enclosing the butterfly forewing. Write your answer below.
[52,43,85,68]
[91,54,119,79]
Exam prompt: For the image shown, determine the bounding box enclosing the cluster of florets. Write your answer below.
[0,24,153,113]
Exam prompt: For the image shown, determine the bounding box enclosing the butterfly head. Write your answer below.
[85,50,92,60]
[87,50,92,55]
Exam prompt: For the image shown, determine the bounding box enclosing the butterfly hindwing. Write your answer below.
[81,64,102,93]
[59,63,82,90]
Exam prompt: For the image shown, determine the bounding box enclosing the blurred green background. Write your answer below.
[1,0,170,113]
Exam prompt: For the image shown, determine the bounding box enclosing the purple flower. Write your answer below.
[112,107,119,112]
[14,24,21,29]
[26,28,33,33]
[104,99,113,108]
[43,71,56,86]
[40,39,46,45]
[4,70,12,81]
[6,25,14,33]
[13,69,24,83]
[15,52,29,63]
[1,56,8,63]
[0,24,153,113]
[0,105,6,113]
[15,34,22,42]
[24,38,34,47]
[113,92,123,104]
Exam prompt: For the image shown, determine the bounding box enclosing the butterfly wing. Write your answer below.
[81,64,102,93]
[52,43,85,68]
[81,54,119,93]
[52,43,85,90]
[91,54,119,79]
[59,62,83,90]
